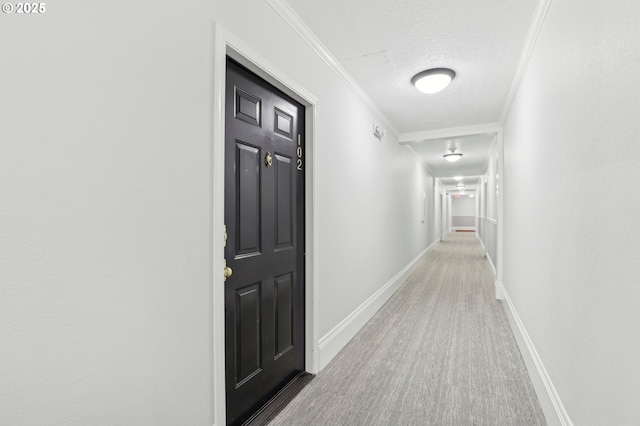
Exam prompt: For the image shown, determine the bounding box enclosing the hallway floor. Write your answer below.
[270,232,546,425]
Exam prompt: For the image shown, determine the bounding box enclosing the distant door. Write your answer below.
[224,58,305,425]
[439,193,443,241]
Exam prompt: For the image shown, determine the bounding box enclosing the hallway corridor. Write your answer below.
[271,233,546,425]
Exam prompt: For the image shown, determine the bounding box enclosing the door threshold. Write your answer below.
[242,372,314,426]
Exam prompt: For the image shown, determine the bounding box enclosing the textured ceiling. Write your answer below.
[285,0,538,180]
[286,0,537,133]
[407,133,495,178]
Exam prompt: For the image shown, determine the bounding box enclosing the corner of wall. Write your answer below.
[499,283,574,426]
[317,241,436,370]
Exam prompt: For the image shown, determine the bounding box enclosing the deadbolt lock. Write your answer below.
[223,259,233,281]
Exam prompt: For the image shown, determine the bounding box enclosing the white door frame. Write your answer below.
[211,22,319,426]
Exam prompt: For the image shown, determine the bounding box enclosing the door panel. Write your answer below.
[235,88,261,127]
[235,283,262,385]
[274,272,294,357]
[224,58,305,425]
[275,154,293,249]
[235,142,262,256]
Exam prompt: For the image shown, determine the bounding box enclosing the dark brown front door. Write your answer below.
[224,58,305,425]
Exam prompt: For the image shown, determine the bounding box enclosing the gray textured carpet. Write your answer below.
[270,233,547,426]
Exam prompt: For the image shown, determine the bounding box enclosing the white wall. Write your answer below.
[434,180,445,241]
[443,192,452,233]
[422,173,436,245]
[451,195,475,216]
[0,2,212,425]
[502,0,640,424]
[486,147,499,221]
[0,0,435,424]
[479,139,499,273]
[451,195,476,228]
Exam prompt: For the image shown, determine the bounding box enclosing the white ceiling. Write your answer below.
[407,133,496,178]
[285,0,538,178]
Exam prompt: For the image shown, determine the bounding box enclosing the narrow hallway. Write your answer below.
[271,233,546,425]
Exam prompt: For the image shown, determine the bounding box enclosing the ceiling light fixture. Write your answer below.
[411,68,456,94]
[454,176,463,181]
[443,141,463,162]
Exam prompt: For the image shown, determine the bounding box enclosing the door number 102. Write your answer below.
[296,134,303,171]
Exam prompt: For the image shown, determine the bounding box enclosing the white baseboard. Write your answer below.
[498,282,574,426]
[486,251,497,277]
[477,235,487,252]
[317,241,436,370]
[481,246,502,300]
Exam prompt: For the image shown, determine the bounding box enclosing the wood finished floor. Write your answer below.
[270,232,547,426]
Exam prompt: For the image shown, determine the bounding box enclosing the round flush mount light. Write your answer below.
[411,68,456,94]
[443,141,463,162]
[444,152,463,162]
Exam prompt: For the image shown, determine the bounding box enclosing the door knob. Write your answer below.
[224,266,233,280]
[223,259,233,281]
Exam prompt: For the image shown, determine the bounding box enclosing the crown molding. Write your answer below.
[267,0,399,138]
[500,0,553,123]
[398,122,502,144]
